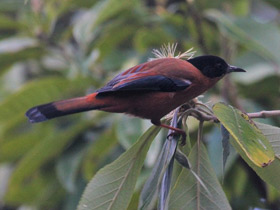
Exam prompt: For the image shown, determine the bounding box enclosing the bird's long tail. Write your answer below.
[26,93,104,123]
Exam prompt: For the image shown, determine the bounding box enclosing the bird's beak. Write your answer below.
[227,65,246,73]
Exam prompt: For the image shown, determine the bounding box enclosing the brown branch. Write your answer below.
[248,110,280,119]
[195,110,280,122]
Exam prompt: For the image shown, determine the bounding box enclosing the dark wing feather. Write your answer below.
[97,75,191,96]
[96,58,194,97]
[99,63,150,90]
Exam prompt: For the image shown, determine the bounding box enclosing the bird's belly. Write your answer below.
[102,92,189,121]
[128,93,175,119]
[99,84,208,122]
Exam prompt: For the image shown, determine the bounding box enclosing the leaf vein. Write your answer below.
[170,183,196,206]
[106,155,139,209]
[92,199,113,210]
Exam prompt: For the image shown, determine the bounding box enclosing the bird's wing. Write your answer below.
[96,60,192,95]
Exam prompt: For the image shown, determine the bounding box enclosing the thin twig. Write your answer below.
[248,110,280,119]
[197,120,204,144]
[198,110,280,122]
[196,120,204,208]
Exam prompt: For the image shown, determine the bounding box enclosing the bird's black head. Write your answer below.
[188,55,246,78]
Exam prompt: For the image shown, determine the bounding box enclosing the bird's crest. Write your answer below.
[149,43,195,61]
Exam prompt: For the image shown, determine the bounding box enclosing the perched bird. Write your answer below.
[26,46,245,140]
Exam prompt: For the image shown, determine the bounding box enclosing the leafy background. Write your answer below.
[0,0,279,209]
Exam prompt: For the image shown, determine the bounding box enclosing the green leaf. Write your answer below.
[127,190,141,210]
[229,122,280,192]
[217,112,280,192]
[213,102,274,167]
[73,0,136,47]
[0,77,92,125]
[133,27,173,53]
[77,126,160,210]
[0,0,25,12]
[139,124,178,210]
[175,149,191,169]
[0,37,37,53]
[266,0,280,8]
[0,37,44,76]
[0,77,68,124]
[256,122,280,158]
[221,125,230,173]
[63,179,87,210]
[139,111,180,210]
[0,46,43,76]
[266,183,280,203]
[238,75,280,105]
[206,10,280,65]
[0,124,53,162]
[230,137,280,192]
[116,116,143,149]
[82,126,118,181]
[96,21,136,59]
[0,14,21,31]
[7,121,92,191]
[56,142,88,193]
[169,142,231,210]
[207,127,224,178]
[4,170,60,205]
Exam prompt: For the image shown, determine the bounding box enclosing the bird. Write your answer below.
[26,47,245,142]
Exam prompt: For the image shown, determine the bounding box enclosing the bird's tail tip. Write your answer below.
[25,103,55,123]
[25,94,101,123]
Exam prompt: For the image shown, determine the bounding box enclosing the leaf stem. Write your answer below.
[196,120,204,209]
[197,120,204,145]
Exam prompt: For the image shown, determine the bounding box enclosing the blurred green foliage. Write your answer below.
[0,0,279,209]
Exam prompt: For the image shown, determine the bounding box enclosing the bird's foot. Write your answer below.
[153,122,187,146]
